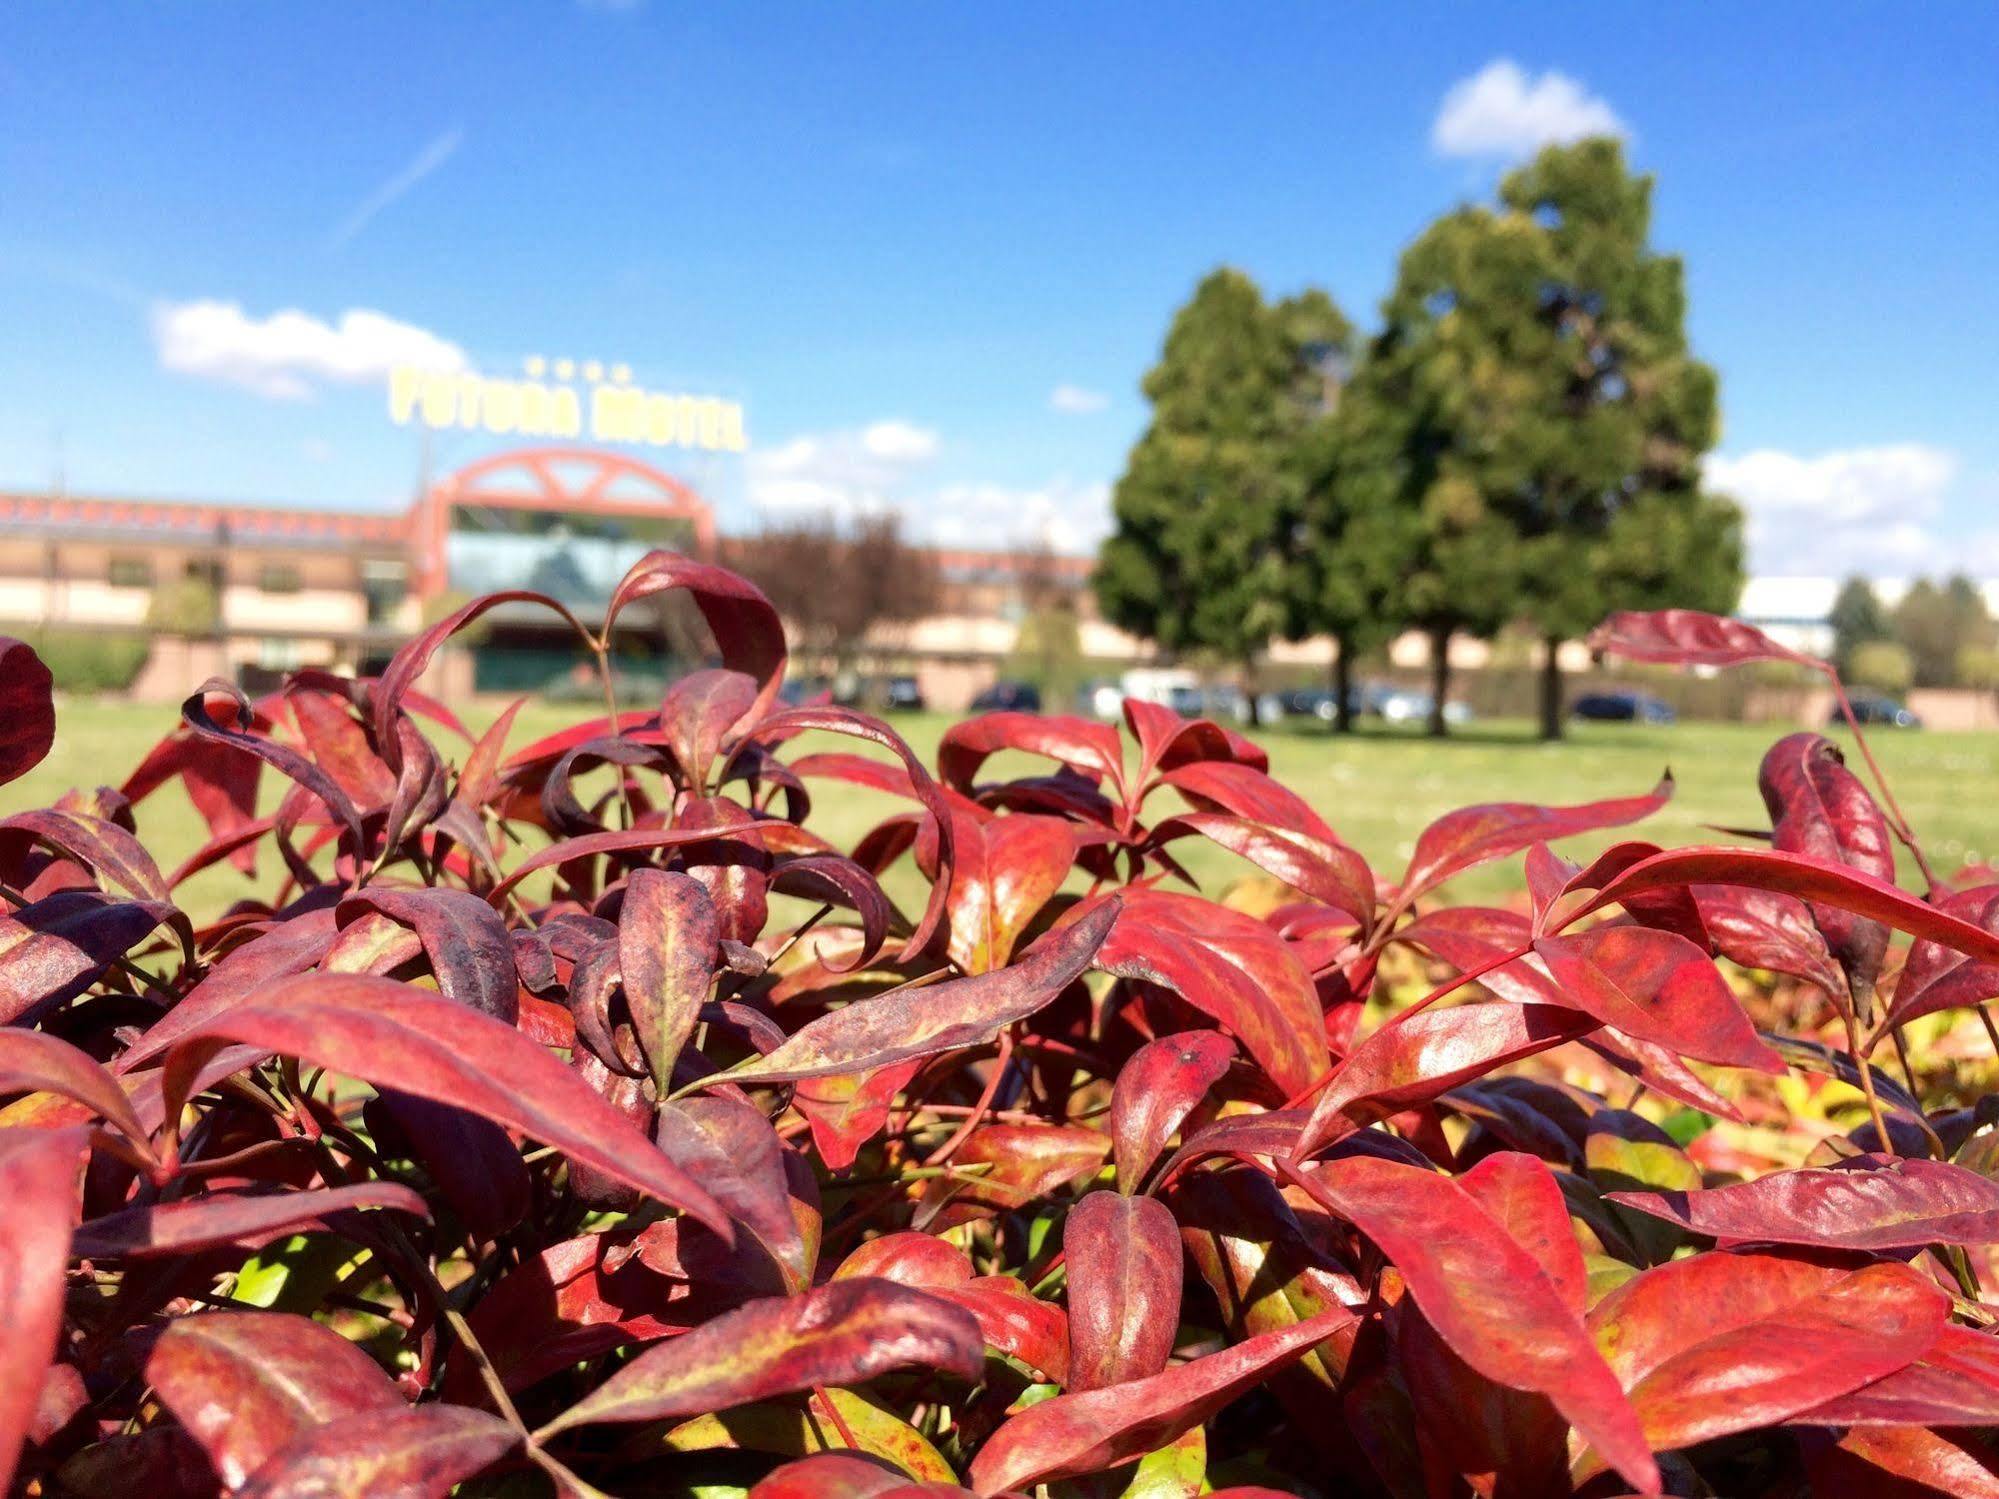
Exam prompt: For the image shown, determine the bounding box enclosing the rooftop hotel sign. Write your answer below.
[388,357,747,453]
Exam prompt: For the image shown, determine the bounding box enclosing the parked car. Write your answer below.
[972,679,1042,712]
[778,677,833,706]
[880,674,925,712]
[1834,695,1921,729]
[1379,688,1473,726]
[1572,690,1678,725]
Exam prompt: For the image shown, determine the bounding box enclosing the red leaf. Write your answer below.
[0,890,187,1024]
[659,668,761,788]
[601,550,790,721]
[336,886,518,1021]
[538,1278,984,1433]
[1147,813,1374,925]
[792,1059,922,1171]
[1064,1191,1181,1391]
[1089,888,1327,1101]
[1588,608,1822,671]
[236,1404,517,1499]
[938,712,1126,800]
[1607,1153,1999,1249]
[719,901,1116,1085]
[1792,1324,1999,1427]
[160,972,733,1238]
[655,1097,814,1293]
[1531,925,1783,1073]
[929,1276,1071,1384]
[0,637,55,785]
[1804,1424,1999,1499]
[0,808,170,904]
[0,1027,149,1146]
[967,1302,1356,1494]
[749,1454,922,1499]
[1569,845,1999,966]
[1281,1152,1658,1495]
[1109,1030,1236,1190]
[1398,776,1673,904]
[1293,1001,1599,1159]
[740,705,957,962]
[933,808,1074,975]
[619,869,720,1089]
[1761,732,1895,1000]
[1694,882,1847,998]
[1883,884,1999,1033]
[0,1127,83,1498]
[1157,759,1337,844]
[832,1233,974,1289]
[1586,1252,1947,1461]
[71,1182,430,1258]
[146,1312,404,1487]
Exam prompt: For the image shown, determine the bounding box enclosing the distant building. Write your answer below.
[1738,576,1999,659]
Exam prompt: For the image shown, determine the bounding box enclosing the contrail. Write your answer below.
[325,126,465,252]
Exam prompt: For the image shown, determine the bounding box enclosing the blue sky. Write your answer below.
[2,2,1995,574]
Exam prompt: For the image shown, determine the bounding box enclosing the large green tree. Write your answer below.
[1095,269,1324,721]
[1361,139,1743,738]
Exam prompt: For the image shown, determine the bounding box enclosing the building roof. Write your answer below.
[0,492,409,548]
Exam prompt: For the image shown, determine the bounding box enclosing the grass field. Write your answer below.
[14,697,1999,920]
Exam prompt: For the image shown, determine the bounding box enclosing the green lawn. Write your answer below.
[14,697,1998,920]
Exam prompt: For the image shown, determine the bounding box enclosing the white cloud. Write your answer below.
[928,479,1113,554]
[1049,384,1109,415]
[1706,444,1959,574]
[325,126,465,252]
[748,422,941,518]
[151,300,467,400]
[747,420,1108,552]
[859,419,941,462]
[1432,60,1626,160]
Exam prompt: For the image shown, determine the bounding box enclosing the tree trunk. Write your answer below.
[1332,635,1354,735]
[1427,629,1452,739]
[1539,633,1566,742]
[1242,658,1261,727]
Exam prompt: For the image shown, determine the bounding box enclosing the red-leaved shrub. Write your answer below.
[5,561,1999,1496]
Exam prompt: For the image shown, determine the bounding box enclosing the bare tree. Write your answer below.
[727,511,941,672]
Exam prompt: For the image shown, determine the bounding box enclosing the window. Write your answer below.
[258,563,302,595]
[108,556,153,588]
[360,558,407,625]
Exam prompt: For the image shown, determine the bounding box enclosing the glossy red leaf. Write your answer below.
[736,704,956,960]
[0,807,170,904]
[1531,925,1784,1073]
[933,808,1074,975]
[1791,1324,1999,1427]
[0,638,56,785]
[1293,1001,1599,1158]
[1281,1151,1658,1495]
[1157,759,1339,844]
[539,1278,984,1434]
[1588,608,1822,670]
[0,1027,149,1145]
[1569,844,1999,965]
[1694,882,1847,997]
[160,972,733,1238]
[601,550,789,719]
[938,712,1126,799]
[1761,732,1895,1001]
[655,1097,813,1293]
[1804,1424,1999,1499]
[619,868,720,1089]
[1064,1190,1181,1391]
[929,1275,1071,1384]
[1586,1252,1947,1461]
[147,1312,404,1487]
[660,667,761,788]
[71,1181,430,1258]
[1608,1153,1999,1249]
[0,1127,83,1498]
[1147,813,1373,925]
[718,900,1116,1085]
[236,1403,517,1499]
[336,886,517,1021]
[1397,776,1673,904]
[967,1302,1356,1495]
[792,1058,922,1171]
[921,1124,1108,1224]
[0,890,186,1024]
[1109,1030,1236,1190]
[748,1454,921,1499]
[1089,888,1326,1100]
[1883,883,1999,1032]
